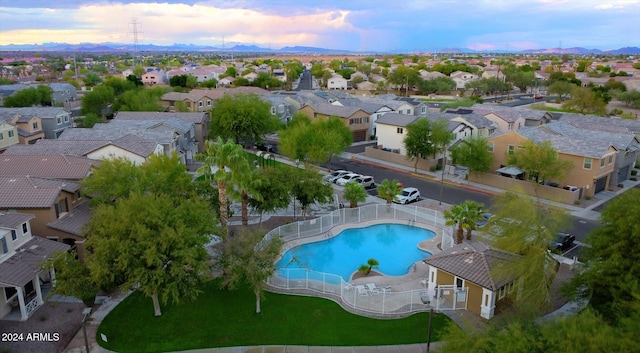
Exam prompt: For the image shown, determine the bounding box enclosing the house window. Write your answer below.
[0,132,3,140]
[271,107,276,115]
[22,223,28,233]
[207,100,211,107]
[57,117,62,124]
[600,159,605,167]
[584,157,592,169]
[488,142,494,152]
[421,106,426,113]
[8,130,14,138]
[11,230,17,241]
[508,145,515,155]
[55,199,69,219]
[397,127,404,134]
[198,101,203,107]
[456,277,464,289]
[0,237,7,255]
[33,122,38,129]
[64,115,70,123]
[608,155,613,164]
[4,286,17,300]
[508,122,514,130]
[498,285,506,299]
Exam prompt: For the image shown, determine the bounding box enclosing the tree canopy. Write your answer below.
[404,118,435,172]
[507,140,573,189]
[208,93,281,144]
[450,136,494,174]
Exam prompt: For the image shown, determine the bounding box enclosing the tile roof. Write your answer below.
[0,107,68,119]
[47,202,91,236]
[541,121,639,150]
[0,236,70,286]
[376,113,419,127]
[114,111,208,124]
[0,154,98,180]
[559,113,640,133]
[336,99,389,113]
[305,103,365,118]
[512,127,616,158]
[0,212,35,229]
[0,177,79,208]
[3,140,108,156]
[424,244,521,290]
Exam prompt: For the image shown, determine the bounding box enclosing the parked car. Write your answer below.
[550,232,576,253]
[323,170,350,183]
[255,142,276,153]
[335,173,362,186]
[354,175,375,189]
[393,187,420,204]
[476,212,494,228]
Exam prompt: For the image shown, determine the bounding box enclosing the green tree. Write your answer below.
[83,73,103,87]
[418,76,456,94]
[290,167,333,219]
[430,119,453,160]
[248,167,292,224]
[80,85,115,117]
[548,80,575,101]
[86,191,214,317]
[615,89,640,108]
[209,93,280,144]
[404,118,435,172]
[74,112,105,128]
[219,228,283,313]
[568,188,640,322]
[444,200,484,244]
[562,86,607,115]
[279,115,352,171]
[376,179,403,205]
[4,87,42,107]
[450,136,494,175]
[132,64,145,77]
[41,251,98,307]
[195,138,250,238]
[113,86,166,112]
[488,192,569,311]
[343,181,368,208]
[507,140,573,199]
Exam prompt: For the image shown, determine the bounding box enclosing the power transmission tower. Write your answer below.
[130,18,141,68]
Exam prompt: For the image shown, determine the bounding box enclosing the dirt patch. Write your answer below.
[0,301,87,353]
[350,270,383,281]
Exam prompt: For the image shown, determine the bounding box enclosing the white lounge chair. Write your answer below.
[356,285,369,296]
[366,283,381,295]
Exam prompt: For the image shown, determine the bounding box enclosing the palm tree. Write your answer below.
[444,200,486,244]
[343,182,368,208]
[232,165,262,226]
[376,179,403,205]
[195,137,250,238]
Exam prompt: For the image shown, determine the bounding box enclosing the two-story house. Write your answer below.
[0,212,70,321]
[332,98,393,137]
[0,107,72,139]
[327,74,348,90]
[0,116,19,152]
[48,83,78,106]
[299,103,371,142]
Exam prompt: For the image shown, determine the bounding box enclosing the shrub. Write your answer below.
[631,177,637,181]
[631,169,637,176]
[429,165,437,172]
[618,183,624,188]
[585,196,591,200]
[574,200,581,205]
[435,164,443,171]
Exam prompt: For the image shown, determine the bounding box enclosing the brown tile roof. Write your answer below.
[0,177,79,209]
[47,202,91,236]
[424,244,521,290]
[0,154,98,180]
[114,111,208,124]
[0,236,70,286]
[0,212,35,229]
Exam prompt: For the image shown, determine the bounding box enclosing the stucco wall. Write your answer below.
[365,146,432,171]
[468,172,579,204]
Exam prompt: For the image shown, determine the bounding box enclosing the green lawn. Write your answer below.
[98,280,454,353]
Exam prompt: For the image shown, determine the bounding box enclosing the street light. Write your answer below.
[82,307,92,353]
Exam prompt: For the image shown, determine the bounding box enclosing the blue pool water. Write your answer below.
[276,223,434,281]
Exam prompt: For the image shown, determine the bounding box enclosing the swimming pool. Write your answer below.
[276,223,434,281]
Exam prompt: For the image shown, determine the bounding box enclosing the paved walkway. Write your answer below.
[63,148,636,353]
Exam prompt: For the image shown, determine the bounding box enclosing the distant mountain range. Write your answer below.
[0,42,639,55]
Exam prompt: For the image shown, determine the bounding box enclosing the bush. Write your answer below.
[631,169,637,176]
[574,200,581,205]
[435,164,443,171]
[585,196,591,200]
[429,165,437,172]
[631,177,637,181]
[618,183,624,188]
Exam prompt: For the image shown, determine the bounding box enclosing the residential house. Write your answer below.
[471,106,553,129]
[333,98,393,137]
[446,109,497,138]
[450,71,479,90]
[359,96,415,115]
[479,109,526,133]
[419,70,446,80]
[544,119,640,186]
[243,71,258,82]
[259,95,294,125]
[141,68,166,85]
[114,111,209,153]
[488,127,618,197]
[423,242,521,320]
[299,103,371,142]
[272,69,287,82]
[327,74,348,90]
[3,136,160,166]
[0,116,19,152]
[218,76,235,86]
[0,212,70,321]
[48,83,78,106]
[0,107,71,139]
[57,118,197,164]
[1,111,45,145]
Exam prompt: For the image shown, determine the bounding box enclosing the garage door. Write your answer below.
[594,176,608,193]
[352,130,367,142]
[618,166,630,182]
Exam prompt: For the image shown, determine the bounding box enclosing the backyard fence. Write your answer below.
[265,204,455,316]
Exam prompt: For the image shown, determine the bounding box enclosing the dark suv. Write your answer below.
[550,232,575,253]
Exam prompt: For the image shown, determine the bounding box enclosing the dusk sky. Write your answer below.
[0,1,638,52]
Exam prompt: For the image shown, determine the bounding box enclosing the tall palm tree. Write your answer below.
[233,165,262,226]
[195,137,250,238]
[376,179,403,205]
[343,182,368,208]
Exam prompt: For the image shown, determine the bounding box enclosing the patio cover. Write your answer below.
[496,166,524,177]
[0,237,70,287]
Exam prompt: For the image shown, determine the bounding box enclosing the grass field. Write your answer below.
[97,280,454,353]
